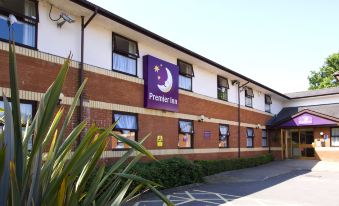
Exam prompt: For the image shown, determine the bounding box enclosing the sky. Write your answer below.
[89,0,339,93]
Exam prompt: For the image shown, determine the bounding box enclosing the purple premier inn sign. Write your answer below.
[143,55,179,112]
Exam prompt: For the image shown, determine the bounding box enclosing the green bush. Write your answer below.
[194,154,274,176]
[131,154,274,189]
[133,157,203,188]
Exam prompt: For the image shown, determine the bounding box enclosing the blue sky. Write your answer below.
[89,0,339,93]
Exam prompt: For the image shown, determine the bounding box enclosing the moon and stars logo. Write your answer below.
[154,64,173,93]
[143,55,178,112]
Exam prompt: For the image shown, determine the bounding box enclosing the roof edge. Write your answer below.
[70,0,290,99]
[288,92,339,99]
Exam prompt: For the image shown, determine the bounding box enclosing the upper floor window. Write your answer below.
[178,59,194,91]
[246,128,254,148]
[245,87,254,108]
[112,33,139,76]
[265,95,272,113]
[217,76,229,101]
[262,129,268,147]
[331,128,339,147]
[219,124,230,148]
[178,119,194,148]
[112,112,138,150]
[0,0,38,48]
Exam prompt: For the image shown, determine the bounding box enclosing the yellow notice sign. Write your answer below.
[157,135,164,147]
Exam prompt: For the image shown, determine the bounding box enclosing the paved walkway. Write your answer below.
[205,159,339,184]
[132,160,339,206]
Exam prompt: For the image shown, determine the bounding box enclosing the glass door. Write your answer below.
[291,132,301,158]
[300,131,315,157]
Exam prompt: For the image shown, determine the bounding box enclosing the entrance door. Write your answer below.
[291,132,301,158]
[289,130,315,159]
[300,131,315,158]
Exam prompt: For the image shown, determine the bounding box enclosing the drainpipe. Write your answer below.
[232,80,249,158]
[78,10,97,144]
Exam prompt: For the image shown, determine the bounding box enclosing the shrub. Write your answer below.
[133,157,203,188]
[130,154,274,189]
[194,154,274,176]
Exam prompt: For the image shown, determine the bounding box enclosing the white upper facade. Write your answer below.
[1,0,294,115]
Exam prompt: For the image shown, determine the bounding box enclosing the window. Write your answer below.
[262,129,268,147]
[245,87,254,107]
[331,128,339,147]
[178,59,194,91]
[219,124,230,148]
[178,120,193,148]
[112,112,138,150]
[265,95,272,113]
[112,33,139,76]
[0,0,38,48]
[0,99,35,150]
[246,128,254,148]
[217,76,229,101]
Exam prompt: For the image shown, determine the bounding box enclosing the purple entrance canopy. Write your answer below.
[280,112,338,127]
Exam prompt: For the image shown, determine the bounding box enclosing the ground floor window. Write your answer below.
[112,112,138,150]
[262,129,268,147]
[219,124,229,148]
[0,99,35,150]
[246,128,254,147]
[331,128,339,147]
[178,120,193,148]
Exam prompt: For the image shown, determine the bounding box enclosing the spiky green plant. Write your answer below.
[0,34,172,205]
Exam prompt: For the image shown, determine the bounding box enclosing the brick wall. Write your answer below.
[0,50,278,161]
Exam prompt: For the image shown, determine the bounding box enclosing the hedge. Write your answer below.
[132,157,204,188]
[133,153,274,189]
[194,153,274,176]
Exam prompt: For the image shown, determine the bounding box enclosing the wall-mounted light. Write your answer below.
[256,124,261,129]
[58,93,64,105]
[198,115,205,122]
[320,132,324,136]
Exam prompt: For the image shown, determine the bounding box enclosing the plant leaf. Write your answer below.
[10,161,21,206]
[111,132,155,160]
[8,35,24,188]
[0,96,15,205]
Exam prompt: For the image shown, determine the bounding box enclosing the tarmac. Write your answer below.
[130,159,339,206]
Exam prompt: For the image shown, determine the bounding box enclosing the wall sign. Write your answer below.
[298,115,313,125]
[157,135,164,147]
[143,55,179,112]
[203,131,212,139]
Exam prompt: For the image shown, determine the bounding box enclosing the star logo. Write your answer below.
[154,65,160,72]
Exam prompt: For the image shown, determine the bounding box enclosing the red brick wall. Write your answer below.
[0,50,277,160]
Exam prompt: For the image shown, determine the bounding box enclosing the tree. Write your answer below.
[308,52,339,90]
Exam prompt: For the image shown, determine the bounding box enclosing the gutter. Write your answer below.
[70,0,290,100]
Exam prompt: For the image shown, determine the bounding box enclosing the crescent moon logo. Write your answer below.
[157,67,173,93]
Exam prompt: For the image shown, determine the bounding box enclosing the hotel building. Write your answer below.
[1,0,338,161]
